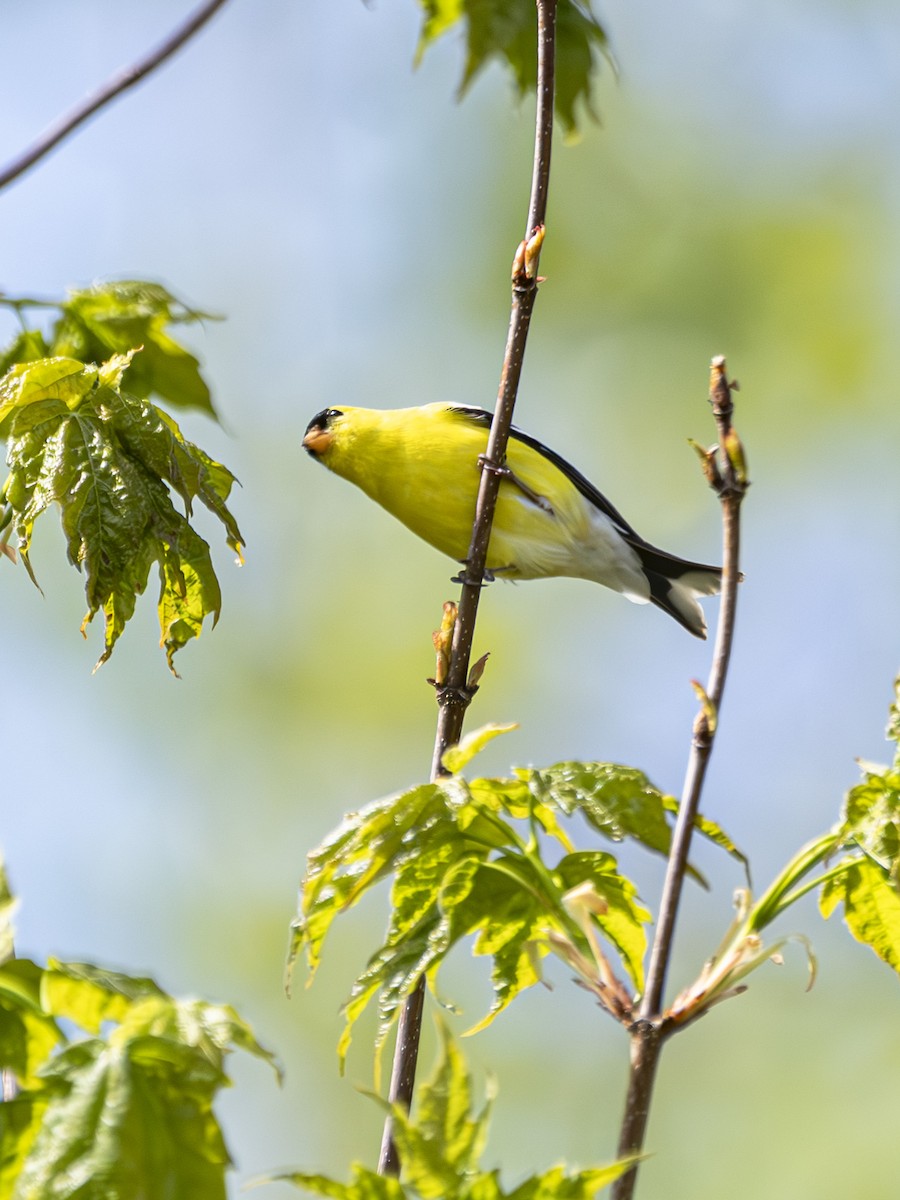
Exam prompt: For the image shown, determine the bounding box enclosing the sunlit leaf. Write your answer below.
[0,356,242,672]
[0,960,64,1088]
[0,356,96,429]
[0,1091,50,1196]
[442,855,548,1034]
[274,1028,635,1198]
[339,908,446,1069]
[292,766,654,1056]
[155,523,225,674]
[9,987,278,1200]
[17,1035,231,1200]
[269,1165,406,1198]
[820,856,900,976]
[291,784,453,984]
[385,1020,495,1200]
[442,723,518,775]
[50,280,219,416]
[43,963,281,1081]
[837,767,900,880]
[505,1161,638,1200]
[96,389,240,551]
[887,676,900,767]
[556,851,650,993]
[0,328,50,381]
[520,761,746,878]
[522,762,674,854]
[41,961,167,1034]
[416,1020,494,1175]
[467,775,573,852]
[395,1029,634,1199]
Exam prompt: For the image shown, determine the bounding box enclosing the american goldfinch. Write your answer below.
[303,403,721,637]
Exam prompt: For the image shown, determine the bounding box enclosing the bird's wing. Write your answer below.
[448,405,641,538]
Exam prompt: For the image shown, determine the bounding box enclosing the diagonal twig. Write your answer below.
[0,0,231,194]
[377,0,559,1177]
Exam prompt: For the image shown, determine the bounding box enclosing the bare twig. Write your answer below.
[0,0,230,193]
[377,0,558,1176]
[612,357,748,1200]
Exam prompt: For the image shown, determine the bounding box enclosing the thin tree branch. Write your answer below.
[0,0,230,194]
[643,358,744,1016]
[612,356,748,1200]
[377,0,558,1176]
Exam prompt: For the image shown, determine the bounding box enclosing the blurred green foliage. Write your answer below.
[0,863,278,1200]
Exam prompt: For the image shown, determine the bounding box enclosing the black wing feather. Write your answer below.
[449,405,639,535]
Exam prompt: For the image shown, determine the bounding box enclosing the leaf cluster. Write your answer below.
[291,685,900,1060]
[0,282,217,418]
[0,283,242,672]
[271,1020,635,1200]
[671,680,900,1025]
[288,730,741,1064]
[415,0,610,137]
[818,679,900,972]
[0,867,278,1200]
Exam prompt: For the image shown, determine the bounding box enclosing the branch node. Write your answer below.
[433,682,478,709]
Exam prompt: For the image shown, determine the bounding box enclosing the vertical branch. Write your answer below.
[378,0,558,1176]
[429,0,556,777]
[612,357,748,1200]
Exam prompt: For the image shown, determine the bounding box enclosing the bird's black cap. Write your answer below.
[303,409,343,457]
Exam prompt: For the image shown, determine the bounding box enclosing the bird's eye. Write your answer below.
[305,407,343,435]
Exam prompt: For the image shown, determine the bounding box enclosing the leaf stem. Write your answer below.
[612,358,748,1200]
[746,831,843,929]
[378,0,558,1176]
[0,0,230,193]
[774,859,855,911]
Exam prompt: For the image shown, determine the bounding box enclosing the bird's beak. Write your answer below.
[302,427,332,456]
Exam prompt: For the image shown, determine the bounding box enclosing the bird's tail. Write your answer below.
[635,544,723,639]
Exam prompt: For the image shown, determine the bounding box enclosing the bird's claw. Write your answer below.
[477,454,554,516]
[451,565,496,587]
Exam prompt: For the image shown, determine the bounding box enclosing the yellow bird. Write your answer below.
[303,403,721,638]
